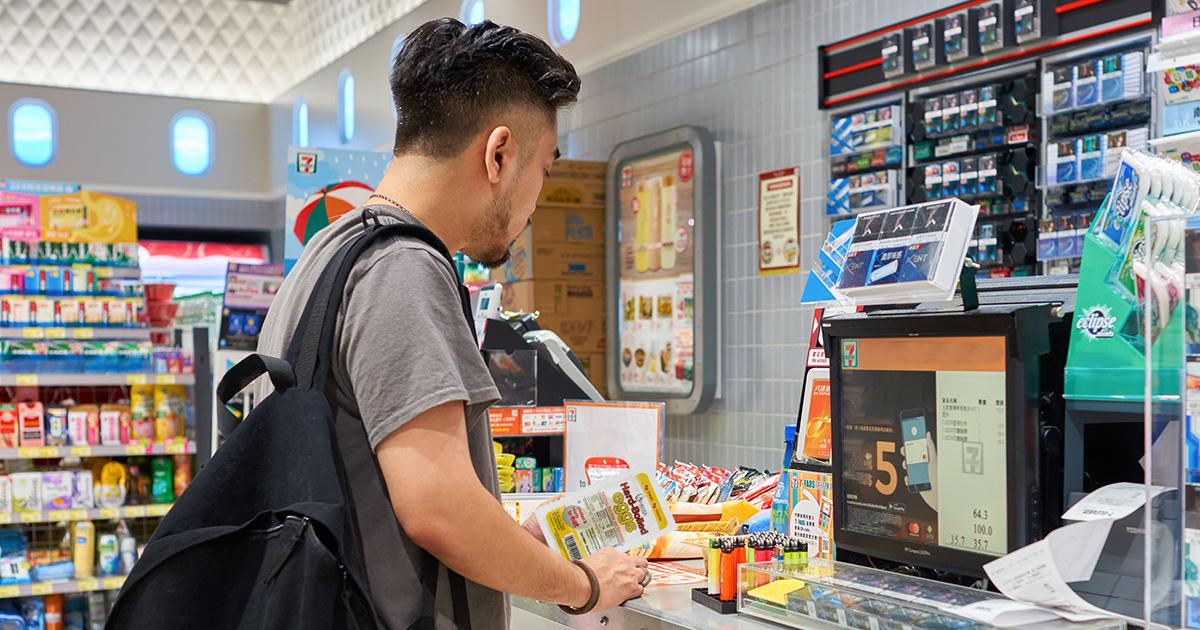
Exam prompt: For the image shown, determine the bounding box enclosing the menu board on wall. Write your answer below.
[608,126,717,415]
[616,148,696,395]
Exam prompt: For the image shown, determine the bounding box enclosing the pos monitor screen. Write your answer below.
[827,316,1042,576]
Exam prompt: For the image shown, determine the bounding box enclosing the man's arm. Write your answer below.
[377,400,648,611]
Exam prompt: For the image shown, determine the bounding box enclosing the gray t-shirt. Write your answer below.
[255,205,505,629]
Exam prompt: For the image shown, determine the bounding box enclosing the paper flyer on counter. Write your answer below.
[536,471,675,561]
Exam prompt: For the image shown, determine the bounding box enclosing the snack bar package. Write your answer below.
[536,471,675,561]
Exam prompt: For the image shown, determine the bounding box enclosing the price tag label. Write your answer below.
[69,446,91,457]
[0,585,21,598]
[146,504,172,517]
[14,375,37,387]
[22,328,43,339]
[98,508,120,520]
[124,444,148,455]
[125,374,148,385]
[124,505,147,518]
[0,514,14,525]
[31,583,52,595]
[66,510,88,521]
[166,441,187,455]
[18,447,59,459]
[94,267,113,279]
[71,328,94,339]
[156,374,177,385]
[77,578,99,592]
[44,328,67,339]
[20,512,44,523]
[102,577,125,590]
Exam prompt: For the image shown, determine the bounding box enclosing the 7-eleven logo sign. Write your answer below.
[841,339,859,369]
[297,152,317,174]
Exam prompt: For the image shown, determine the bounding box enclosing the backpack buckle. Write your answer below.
[360,208,382,231]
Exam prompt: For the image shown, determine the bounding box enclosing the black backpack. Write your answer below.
[108,218,475,629]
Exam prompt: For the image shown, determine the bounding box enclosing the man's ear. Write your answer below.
[484,126,514,185]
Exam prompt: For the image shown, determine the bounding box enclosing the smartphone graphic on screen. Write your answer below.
[900,409,932,492]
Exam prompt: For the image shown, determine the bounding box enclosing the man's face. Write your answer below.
[463,114,560,268]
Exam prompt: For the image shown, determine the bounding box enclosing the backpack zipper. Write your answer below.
[264,516,310,584]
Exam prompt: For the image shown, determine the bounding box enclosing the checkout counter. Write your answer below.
[512,566,781,630]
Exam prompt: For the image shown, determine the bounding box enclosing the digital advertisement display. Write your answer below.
[616,147,696,395]
[838,336,1008,557]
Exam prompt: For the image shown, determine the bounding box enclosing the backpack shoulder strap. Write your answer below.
[285,213,475,629]
[285,218,474,391]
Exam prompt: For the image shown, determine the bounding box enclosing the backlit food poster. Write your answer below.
[617,149,695,394]
[285,146,390,274]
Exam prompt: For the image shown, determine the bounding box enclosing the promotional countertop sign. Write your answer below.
[606,126,718,415]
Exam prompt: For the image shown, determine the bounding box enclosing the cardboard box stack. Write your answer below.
[501,160,608,397]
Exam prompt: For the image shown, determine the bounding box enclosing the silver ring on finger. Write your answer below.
[639,567,652,587]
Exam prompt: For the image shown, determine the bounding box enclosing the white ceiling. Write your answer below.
[0,0,765,104]
[0,0,423,103]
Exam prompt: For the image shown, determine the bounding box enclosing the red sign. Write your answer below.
[678,150,694,183]
[621,166,633,189]
[1006,125,1030,144]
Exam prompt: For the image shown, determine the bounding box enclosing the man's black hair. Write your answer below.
[391,18,581,158]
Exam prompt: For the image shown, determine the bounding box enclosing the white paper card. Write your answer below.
[1061,482,1170,522]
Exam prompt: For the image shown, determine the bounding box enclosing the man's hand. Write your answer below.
[582,548,650,611]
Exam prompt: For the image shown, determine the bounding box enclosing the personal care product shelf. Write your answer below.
[0,327,150,341]
[0,373,194,387]
[0,266,141,280]
[0,576,126,600]
[0,440,194,460]
[0,503,171,525]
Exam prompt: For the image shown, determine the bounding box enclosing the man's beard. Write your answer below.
[469,189,517,269]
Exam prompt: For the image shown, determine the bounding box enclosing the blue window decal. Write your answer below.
[171,111,212,176]
[293,99,309,147]
[339,69,355,144]
[549,0,581,46]
[461,0,485,25]
[9,99,56,167]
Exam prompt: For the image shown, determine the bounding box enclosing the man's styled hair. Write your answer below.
[391,18,581,158]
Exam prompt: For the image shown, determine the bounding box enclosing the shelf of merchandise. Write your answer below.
[0,266,141,280]
[0,327,150,341]
[0,576,126,599]
[0,503,172,525]
[0,373,194,387]
[0,440,195,460]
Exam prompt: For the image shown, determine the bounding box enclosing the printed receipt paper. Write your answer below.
[536,471,676,561]
[967,482,1168,627]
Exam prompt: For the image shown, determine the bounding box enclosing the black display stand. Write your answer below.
[691,587,738,615]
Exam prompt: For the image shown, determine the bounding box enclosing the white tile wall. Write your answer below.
[560,0,960,470]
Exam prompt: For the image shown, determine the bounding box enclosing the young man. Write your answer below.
[256,18,649,630]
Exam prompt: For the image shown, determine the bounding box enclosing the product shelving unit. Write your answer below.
[0,328,149,341]
[0,576,125,600]
[825,96,906,219]
[0,325,212,604]
[0,374,195,387]
[906,62,1041,277]
[0,503,172,526]
[1037,34,1154,276]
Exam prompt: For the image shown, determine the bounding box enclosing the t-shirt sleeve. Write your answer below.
[335,245,500,449]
